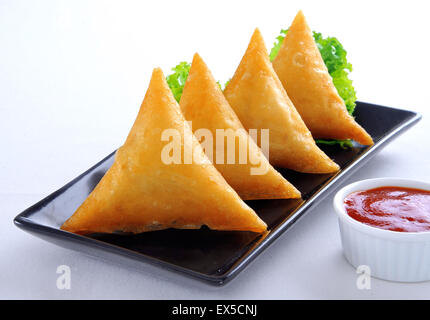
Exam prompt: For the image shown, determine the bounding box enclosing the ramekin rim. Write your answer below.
[333,177,430,239]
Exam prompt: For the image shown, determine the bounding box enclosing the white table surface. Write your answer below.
[1,0,430,299]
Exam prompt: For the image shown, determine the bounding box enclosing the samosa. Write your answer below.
[61,68,267,234]
[272,11,373,145]
[224,29,339,173]
[180,53,300,200]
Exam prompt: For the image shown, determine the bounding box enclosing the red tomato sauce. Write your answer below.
[344,186,430,232]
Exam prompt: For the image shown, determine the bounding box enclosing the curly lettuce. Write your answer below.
[313,32,356,115]
[270,29,357,148]
[166,62,191,102]
[269,29,288,61]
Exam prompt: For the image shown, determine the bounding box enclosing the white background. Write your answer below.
[1,0,430,299]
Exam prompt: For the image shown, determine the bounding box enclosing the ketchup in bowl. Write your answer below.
[344,186,430,232]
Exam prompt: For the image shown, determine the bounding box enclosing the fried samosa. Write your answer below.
[61,68,267,234]
[180,53,300,200]
[272,11,373,145]
[224,29,339,173]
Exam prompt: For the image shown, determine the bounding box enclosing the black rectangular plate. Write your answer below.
[14,102,421,285]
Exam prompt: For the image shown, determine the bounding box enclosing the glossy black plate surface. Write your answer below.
[14,102,421,285]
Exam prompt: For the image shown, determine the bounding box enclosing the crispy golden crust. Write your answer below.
[224,29,339,173]
[61,68,267,234]
[272,11,373,146]
[179,53,300,200]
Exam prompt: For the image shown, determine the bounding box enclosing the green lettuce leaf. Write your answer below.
[313,32,356,115]
[314,138,353,149]
[269,29,288,61]
[166,62,191,102]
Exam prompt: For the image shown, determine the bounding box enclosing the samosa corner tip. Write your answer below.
[152,67,165,79]
[250,27,265,44]
[294,10,306,22]
[192,52,202,62]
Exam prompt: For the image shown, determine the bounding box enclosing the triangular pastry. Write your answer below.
[272,11,373,145]
[180,53,300,200]
[224,29,339,173]
[61,68,267,234]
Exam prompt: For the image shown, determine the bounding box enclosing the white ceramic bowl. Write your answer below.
[333,178,430,282]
